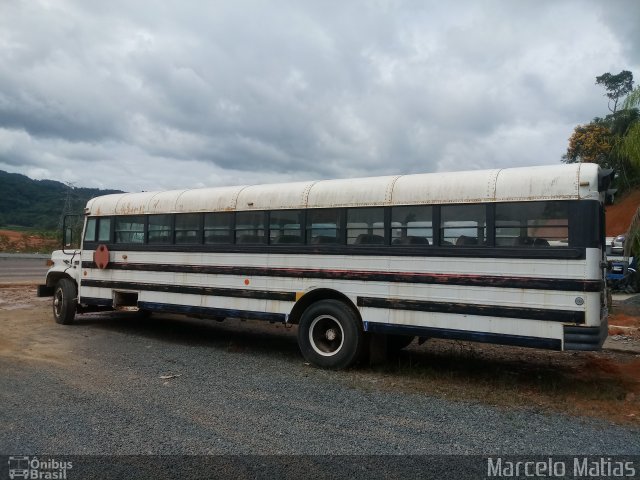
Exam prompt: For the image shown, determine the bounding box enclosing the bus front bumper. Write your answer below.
[37,285,54,297]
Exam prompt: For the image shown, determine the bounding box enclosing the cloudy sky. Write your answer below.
[0,0,638,192]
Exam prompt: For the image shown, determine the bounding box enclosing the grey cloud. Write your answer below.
[0,0,638,192]
[597,0,640,64]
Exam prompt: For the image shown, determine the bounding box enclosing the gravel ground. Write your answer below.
[1,300,639,457]
[624,294,640,306]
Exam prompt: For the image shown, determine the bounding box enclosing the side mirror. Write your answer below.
[64,227,74,247]
[598,168,615,192]
[62,214,82,253]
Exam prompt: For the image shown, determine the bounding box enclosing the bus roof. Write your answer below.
[86,163,602,216]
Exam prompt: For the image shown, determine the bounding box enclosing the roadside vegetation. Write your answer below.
[563,70,640,192]
[0,169,122,253]
[0,229,59,254]
[563,70,640,251]
[0,169,122,231]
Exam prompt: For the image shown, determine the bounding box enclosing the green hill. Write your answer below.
[0,170,124,230]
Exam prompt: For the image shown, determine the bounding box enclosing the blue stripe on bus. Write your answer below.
[137,301,287,323]
[364,322,562,350]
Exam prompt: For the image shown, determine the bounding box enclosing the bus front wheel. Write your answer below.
[53,278,77,325]
[297,300,364,369]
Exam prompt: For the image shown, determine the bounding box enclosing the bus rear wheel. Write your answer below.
[297,300,364,369]
[53,278,77,325]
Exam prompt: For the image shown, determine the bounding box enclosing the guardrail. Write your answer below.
[0,253,52,260]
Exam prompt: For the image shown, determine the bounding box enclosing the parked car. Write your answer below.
[607,256,637,293]
[611,234,625,255]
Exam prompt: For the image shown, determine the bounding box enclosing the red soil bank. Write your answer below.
[606,189,640,236]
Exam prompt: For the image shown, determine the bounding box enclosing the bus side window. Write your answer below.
[204,212,233,244]
[115,216,145,244]
[270,210,303,244]
[84,218,97,242]
[441,204,486,247]
[347,208,384,245]
[148,215,172,244]
[175,213,200,244]
[495,201,569,247]
[97,218,111,242]
[235,211,266,244]
[391,206,432,246]
[307,209,341,245]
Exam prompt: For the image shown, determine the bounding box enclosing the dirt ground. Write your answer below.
[609,298,640,343]
[606,189,640,236]
[1,284,639,427]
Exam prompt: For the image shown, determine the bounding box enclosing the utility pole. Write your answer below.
[57,182,77,231]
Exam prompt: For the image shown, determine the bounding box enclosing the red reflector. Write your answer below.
[94,244,110,269]
[46,260,54,267]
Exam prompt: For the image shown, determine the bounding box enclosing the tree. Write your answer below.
[596,70,634,113]
[619,86,640,165]
[565,72,640,256]
[625,208,640,258]
[564,71,639,191]
[595,108,640,137]
[622,87,640,258]
[562,123,613,165]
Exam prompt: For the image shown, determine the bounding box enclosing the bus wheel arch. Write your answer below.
[46,271,76,288]
[288,288,360,326]
[52,277,78,325]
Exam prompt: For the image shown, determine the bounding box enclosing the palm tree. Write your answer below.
[620,87,640,165]
[625,208,640,258]
[622,87,640,258]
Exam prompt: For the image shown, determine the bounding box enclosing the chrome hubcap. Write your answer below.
[54,290,62,316]
[309,315,344,357]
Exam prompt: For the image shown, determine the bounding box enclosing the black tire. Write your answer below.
[297,300,364,369]
[387,334,415,353]
[53,278,77,325]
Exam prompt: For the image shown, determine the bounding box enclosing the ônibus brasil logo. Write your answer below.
[7,456,73,480]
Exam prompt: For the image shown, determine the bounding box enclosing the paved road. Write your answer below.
[0,254,50,283]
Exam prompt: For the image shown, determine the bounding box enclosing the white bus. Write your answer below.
[39,164,613,369]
